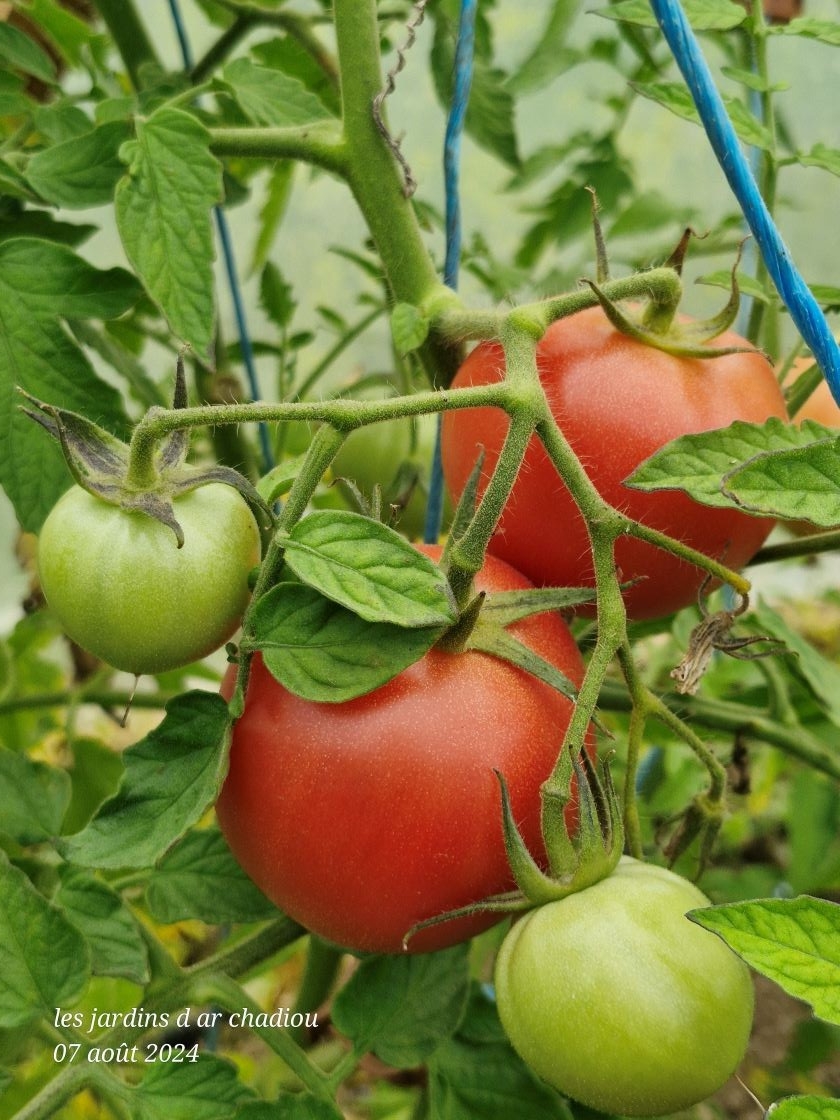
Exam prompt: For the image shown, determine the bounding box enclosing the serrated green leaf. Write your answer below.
[770,16,840,45]
[61,692,231,870]
[689,897,840,1025]
[332,946,470,1068]
[0,853,90,1027]
[722,436,840,525]
[250,583,443,702]
[467,626,578,704]
[127,1054,253,1120]
[27,122,130,207]
[116,108,223,354]
[56,865,150,985]
[631,81,773,150]
[23,0,95,68]
[480,586,597,626]
[696,268,773,303]
[599,0,747,28]
[146,828,279,924]
[0,749,71,844]
[0,238,138,532]
[283,511,456,627]
[796,143,840,178]
[768,1096,840,1120]
[391,302,430,354]
[0,21,55,82]
[750,601,840,727]
[626,417,822,509]
[431,19,519,168]
[428,989,571,1120]
[221,58,333,126]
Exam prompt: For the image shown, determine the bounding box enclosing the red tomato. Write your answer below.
[216,547,591,954]
[441,306,788,620]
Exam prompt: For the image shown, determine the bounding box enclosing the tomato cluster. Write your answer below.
[442,306,788,619]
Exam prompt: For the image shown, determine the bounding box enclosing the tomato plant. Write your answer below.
[441,306,788,619]
[217,547,590,954]
[494,857,755,1117]
[38,483,260,675]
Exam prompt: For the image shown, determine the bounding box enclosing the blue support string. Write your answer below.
[650,0,840,404]
[424,0,478,544]
[166,0,274,471]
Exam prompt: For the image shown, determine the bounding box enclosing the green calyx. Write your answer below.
[402,747,625,949]
[21,357,270,547]
[586,205,755,359]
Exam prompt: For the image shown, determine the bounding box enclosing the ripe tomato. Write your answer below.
[38,483,260,676]
[494,857,754,1116]
[441,306,788,619]
[216,547,591,954]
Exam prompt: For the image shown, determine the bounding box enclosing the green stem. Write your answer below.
[0,689,173,716]
[91,0,159,90]
[331,0,462,387]
[209,124,349,176]
[616,646,647,859]
[191,14,256,83]
[212,0,340,84]
[13,1065,93,1120]
[195,974,335,1104]
[289,938,344,1046]
[598,678,840,782]
[295,306,385,400]
[751,530,840,565]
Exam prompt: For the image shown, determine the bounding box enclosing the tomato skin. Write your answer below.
[441,306,788,619]
[38,483,260,675]
[494,857,754,1117]
[217,547,591,954]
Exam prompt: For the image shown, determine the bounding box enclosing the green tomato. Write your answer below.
[333,412,448,539]
[494,857,754,1117]
[38,483,260,676]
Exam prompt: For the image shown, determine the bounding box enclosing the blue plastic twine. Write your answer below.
[167,0,274,471]
[424,0,478,544]
[650,0,840,403]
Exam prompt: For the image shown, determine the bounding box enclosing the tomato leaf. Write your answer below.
[125,1054,254,1120]
[749,601,840,727]
[220,58,334,126]
[0,238,138,532]
[0,749,71,844]
[391,302,430,354]
[0,21,56,82]
[332,945,470,1068]
[599,0,747,30]
[55,865,150,985]
[145,828,280,924]
[427,987,572,1120]
[249,583,443,702]
[630,81,774,150]
[769,16,840,46]
[0,854,90,1027]
[282,511,457,628]
[689,896,840,1025]
[26,121,130,208]
[626,417,828,509]
[767,1097,840,1120]
[115,107,223,354]
[722,437,840,525]
[61,692,231,870]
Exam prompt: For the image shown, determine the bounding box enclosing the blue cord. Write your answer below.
[166,0,274,471]
[424,0,477,544]
[650,0,840,404]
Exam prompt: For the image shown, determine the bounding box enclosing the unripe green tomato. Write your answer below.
[494,857,754,1117]
[38,483,260,675]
